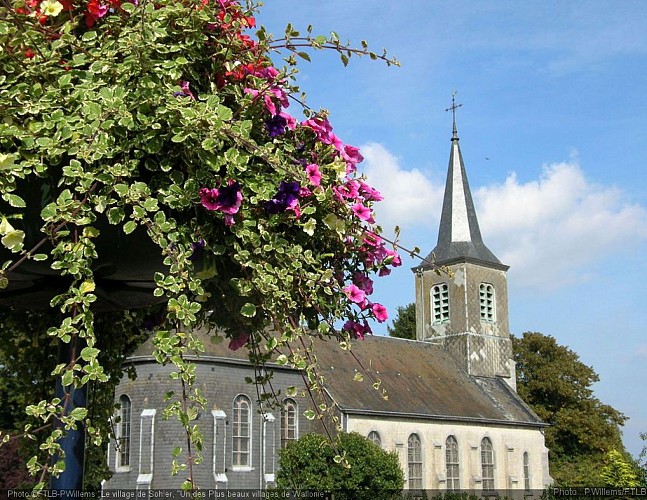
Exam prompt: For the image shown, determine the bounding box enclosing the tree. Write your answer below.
[600,449,642,488]
[276,432,404,499]
[387,303,416,340]
[513,332,627,485]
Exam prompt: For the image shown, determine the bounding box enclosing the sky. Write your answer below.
[256,1,647,458]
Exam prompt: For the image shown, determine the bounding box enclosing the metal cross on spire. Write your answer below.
[445,91,463,139]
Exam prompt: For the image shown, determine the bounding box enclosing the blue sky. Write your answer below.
[257,1,647,458]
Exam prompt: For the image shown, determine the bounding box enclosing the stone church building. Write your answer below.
[103,120,552,492]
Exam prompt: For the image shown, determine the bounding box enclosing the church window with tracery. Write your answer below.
[445,435,460,489]
[432,283,450,323]
[281,399,297,447]
[481,437,495,491]
[479,283,495,322]
[408,433,423,489]
[232,395,251,467]
[523,452,530,491]
[117,394,131,469]
[367,431,382,448]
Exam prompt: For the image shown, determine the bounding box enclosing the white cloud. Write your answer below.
[361,142,647,291]
[476,161,647,290]
[360,142,444,233]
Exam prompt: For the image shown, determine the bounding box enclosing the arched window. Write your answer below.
[479,283,495,322]
[281,399,298,448]
[232,395,251,467]
[117,395,131,468]
[367,431,382,448]
[523,452,530,491]
[431,283,450,323]
[445,435,459,490]
[480,437,494,491]
[407,433,423,489]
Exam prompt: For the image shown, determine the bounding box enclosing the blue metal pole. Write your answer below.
[50,338,87,491]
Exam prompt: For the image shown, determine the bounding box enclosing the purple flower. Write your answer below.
[199,181,243,223]
[265,180,301,214]
[266,114,288,138]
[228,331,250,351]
[353,272,374,295]
[214,181,243,214]
[189,239,205,262]
[342,320,372,340]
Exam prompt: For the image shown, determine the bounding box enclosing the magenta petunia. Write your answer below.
[302,117,342,149]
[359,181,383,202]
[372,303,388,322]
[351,203,374,223]
[305,163,322,186]
[342,320,372,340]
[342,145,364,165]
[383,248,402,267]
[199,187,220,211]
[343,284,366,304]
[199,181,243,223]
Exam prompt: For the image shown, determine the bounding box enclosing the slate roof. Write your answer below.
[415,133,508,272]
[312,335,543,426]
[128,331,544,428]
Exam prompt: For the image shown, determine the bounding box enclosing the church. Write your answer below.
[103,117,552,492]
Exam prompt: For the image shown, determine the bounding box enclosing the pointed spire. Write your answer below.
[417,95,507,271]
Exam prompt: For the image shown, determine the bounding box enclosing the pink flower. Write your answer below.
[342,320,372,340]
[333,180,360,201]
[305,164,322,186]
[351,203,374,223]
[343,320,364,340]
[343,284,366,304]
[342,145,364,164]
[363,232,382,247]
[217,0,239,8]
[359,181,383,202]
[199,181,243,222]
[372,303,388,322]
[302,117,342,149]
[199,187,220,211]
[280,111,296,131]
[384,248,402,267]
[245,87,286,116]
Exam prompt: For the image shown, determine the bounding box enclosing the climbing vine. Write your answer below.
[0,0,401,489]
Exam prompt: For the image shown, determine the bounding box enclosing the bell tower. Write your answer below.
[413,96,515,384]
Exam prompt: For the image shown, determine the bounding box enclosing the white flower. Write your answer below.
[40,0,64,17]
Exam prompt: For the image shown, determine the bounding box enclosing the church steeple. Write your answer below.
[419,95,507,271]
[413,97,515,384]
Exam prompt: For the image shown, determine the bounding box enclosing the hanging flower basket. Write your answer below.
[0,0,400,488]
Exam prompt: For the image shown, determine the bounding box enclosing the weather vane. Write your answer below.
[445,91,462,138]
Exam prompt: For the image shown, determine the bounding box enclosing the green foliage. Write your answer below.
[513,332,627,484]
[640,432,647,483]
[276,432,404,499]
[0,0,399,487]
[387,302,416,340]
[600,449,642,487]
[0,308,152,489]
